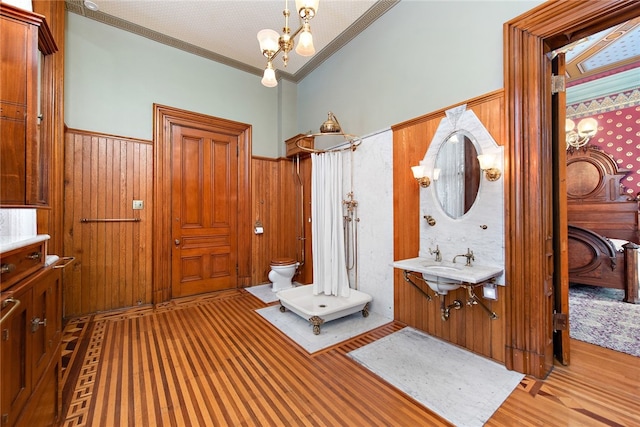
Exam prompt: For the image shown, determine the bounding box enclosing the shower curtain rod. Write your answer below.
[295,133,362,154]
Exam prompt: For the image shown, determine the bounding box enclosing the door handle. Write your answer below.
[174,239,180,246]
[0,298,21,325]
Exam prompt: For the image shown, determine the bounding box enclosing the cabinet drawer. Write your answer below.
[0,242,45,291]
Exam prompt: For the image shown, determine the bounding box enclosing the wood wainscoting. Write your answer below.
[63,127,311,316]
[251,155,313,286]
[63,129,154,317]
[391,90,506,363]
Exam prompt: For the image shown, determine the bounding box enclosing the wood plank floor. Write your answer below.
[60,289,640,426]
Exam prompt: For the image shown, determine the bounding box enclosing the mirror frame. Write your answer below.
[422,104,502,219]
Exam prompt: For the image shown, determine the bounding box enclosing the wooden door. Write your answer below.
[171,125,238,297]
[552,52,570,365]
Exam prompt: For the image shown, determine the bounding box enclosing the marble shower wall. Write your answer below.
[341,129,394,319]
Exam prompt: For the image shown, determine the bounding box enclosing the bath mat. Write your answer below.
[245,283,280,303]
[348,327,523,427]
[256,305,390,354]
[569,285,640,357]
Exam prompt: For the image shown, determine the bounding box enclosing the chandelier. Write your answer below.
[257,0,319,87]
[566,117,598,152]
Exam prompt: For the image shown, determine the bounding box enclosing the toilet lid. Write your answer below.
[271,258,296,266]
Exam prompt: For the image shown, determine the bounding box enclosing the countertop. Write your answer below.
[0,234,50,254]
[392,257,503,284]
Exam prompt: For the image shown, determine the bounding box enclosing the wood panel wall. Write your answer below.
[63,129,153,317]
[391,90,506,362]
[63,127,310,315]
[251,156,313,286]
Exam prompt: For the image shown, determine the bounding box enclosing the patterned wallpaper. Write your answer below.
[567,88,640,196]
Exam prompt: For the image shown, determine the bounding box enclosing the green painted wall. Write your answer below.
[65,1,543,158]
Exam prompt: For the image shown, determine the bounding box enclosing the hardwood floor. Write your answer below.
[60,290,639,426]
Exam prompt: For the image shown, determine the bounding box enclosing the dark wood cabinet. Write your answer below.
[0,285,32,427]
[0,263,61,427]
[0,3,56,207]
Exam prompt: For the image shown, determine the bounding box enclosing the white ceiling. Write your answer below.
[65,0,398,82]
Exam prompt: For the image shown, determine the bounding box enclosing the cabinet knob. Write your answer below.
[174,239,180,246]
[31,317,47,333]
[27,251,42,260]
[0,264,16,274]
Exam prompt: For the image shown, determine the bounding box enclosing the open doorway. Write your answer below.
[503,1,639,378]
[558,18,640,358]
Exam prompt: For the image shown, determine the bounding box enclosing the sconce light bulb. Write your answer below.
[577,117,598,137]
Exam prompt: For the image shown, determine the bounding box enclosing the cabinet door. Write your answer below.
[31,268,60,384]
[0,4,54,207]
[0,287,33,427]
[0,14,35,204]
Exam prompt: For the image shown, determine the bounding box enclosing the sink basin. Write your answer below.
[424,265,460,273]
[421,265,463,294]
[392,257,504,292]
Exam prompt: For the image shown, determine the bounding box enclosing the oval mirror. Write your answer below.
[433,131,481,218]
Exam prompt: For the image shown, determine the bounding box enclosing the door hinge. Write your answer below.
[551,74,565,94]
[553,310,568,332]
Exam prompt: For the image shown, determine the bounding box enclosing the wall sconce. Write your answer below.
[477,154,501,182]
[566,117,598,151]
[411,162,431,188]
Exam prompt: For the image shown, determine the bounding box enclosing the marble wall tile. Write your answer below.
[342,129,394,319]
[0,208,37,237]
[418,106,506,284]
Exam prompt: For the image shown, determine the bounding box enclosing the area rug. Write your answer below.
[256,304,390,354]
[348,327,524,427]
[569,285,640,357]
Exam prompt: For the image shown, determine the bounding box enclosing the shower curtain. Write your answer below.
[311,151,350,297]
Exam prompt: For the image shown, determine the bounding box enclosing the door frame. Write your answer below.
[152,104,252,303]
[504,0,639,378]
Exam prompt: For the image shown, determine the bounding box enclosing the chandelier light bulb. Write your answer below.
[257,29,280,56]
[261,63,278,87]
[295,24,315,56]
[295,0,319,18]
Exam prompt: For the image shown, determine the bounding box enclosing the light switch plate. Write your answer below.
[132,200,144,210]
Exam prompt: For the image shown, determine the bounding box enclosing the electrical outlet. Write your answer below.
[132,200,144,210]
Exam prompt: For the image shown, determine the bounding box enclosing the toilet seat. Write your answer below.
[271,258,296,266]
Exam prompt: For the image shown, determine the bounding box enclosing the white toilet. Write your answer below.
[269,258,299,292]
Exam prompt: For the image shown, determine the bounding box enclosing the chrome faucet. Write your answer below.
[429,245,442,262]
[452,248,474,266]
